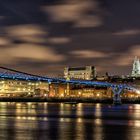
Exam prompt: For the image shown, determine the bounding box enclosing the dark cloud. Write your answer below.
[0,0,140,76]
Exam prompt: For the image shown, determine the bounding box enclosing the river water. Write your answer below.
[0,102,140,140]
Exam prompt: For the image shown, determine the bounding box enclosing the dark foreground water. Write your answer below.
[0,103,140,140]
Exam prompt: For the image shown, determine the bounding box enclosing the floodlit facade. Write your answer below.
[64,66,96,80]
[132,56,140,77]
[0,79,49,97]
[0,78,139,100]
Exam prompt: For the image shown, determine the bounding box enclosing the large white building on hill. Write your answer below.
[131,56,140,77]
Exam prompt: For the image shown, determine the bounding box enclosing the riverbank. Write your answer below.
[0,97,112,103]
[0,97,139,104]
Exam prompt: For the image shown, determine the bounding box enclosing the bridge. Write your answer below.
[0,66,138,104]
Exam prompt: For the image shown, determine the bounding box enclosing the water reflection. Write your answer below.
[127,104,140,140]
[0,103,140,139]
[0,102,10,139]
[93,103,103,140]
[75,103,84,140]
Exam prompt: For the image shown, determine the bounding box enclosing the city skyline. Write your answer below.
[0,0,140,76]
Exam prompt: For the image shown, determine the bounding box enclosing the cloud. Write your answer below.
[115,45,140,66]
[115,56,133,66]
[1,0,140,76]
[44,0,103,28]
[5,24,47,44]
[96,66,107,72]
[6,24,45,36]
[0,44,65,64]
[71,50,107,58]
[113,29,140,36]
[48,37,71,44]
[0,37,10,46]
[0,24,66,64]
[0,24,66,75]
[75,15,102,28]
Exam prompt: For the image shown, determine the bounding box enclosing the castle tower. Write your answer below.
[131,56,140,77]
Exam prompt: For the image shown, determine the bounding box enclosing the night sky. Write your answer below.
[0,0,140,77]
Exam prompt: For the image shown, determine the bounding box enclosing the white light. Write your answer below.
[28,82,31,85]
[17,88,20,91]
[44,94,47,97]
[61,93,64,97]
[78,91,81,95]
[97,93,100,97]
[136,90,140,94]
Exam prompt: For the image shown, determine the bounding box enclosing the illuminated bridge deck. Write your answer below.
[0,66,136,91]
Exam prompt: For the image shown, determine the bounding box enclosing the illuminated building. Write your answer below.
[0,66,139,100]
[0,79,49,97]
[69,88,109,98]
[64,66,96,80]
[132,56,140,77]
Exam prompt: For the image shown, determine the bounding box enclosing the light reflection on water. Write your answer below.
[0,103,140,139]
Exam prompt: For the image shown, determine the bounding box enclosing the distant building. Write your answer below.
[131,56,140,77]
[64,66,96,80]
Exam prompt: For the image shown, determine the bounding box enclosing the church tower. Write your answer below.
[131,56,140,77]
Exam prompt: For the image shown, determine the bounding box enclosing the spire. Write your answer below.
[132,56,140,77]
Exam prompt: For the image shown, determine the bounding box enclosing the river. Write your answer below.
[0,102,140,140]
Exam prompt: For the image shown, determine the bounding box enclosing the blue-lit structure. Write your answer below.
[0,66,138,104]
[0,67,54,82]
[0,66,135,90]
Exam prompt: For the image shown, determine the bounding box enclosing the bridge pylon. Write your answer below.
[111,86,124,105]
